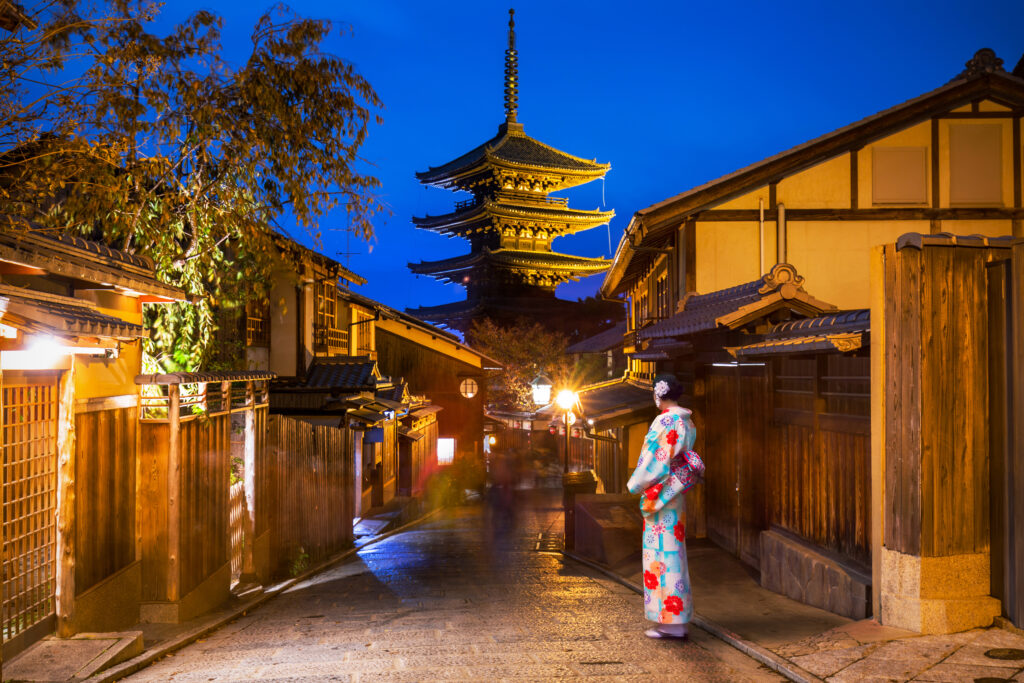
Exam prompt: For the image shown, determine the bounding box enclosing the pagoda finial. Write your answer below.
[503,8,518,123]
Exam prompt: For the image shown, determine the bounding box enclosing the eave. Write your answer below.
[412,199,614,237]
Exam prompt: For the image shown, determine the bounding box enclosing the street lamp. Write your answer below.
[555,389,577,474]
[530,374,553,407]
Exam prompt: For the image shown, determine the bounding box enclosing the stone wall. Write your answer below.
[760,528,871,619]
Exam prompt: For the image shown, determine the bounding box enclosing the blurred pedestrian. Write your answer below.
[627,373,705,639]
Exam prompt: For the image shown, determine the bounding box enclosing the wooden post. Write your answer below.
[240,381,258,583]
[167,384,180,602]
[55,361,76,637]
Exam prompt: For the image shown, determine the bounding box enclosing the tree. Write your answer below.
[0,0,383,371]
[467,318,606,412]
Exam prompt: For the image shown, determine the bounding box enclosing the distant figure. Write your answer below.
[627,373,705,640]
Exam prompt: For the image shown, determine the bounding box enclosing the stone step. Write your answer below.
[4,631,143,682]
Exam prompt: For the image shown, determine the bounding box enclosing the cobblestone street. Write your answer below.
[124,493,782,681]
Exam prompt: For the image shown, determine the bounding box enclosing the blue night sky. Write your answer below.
[154,1,1023,314]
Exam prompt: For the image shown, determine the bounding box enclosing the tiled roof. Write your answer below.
[567,322,626,354]
[0,231,186,301]
[640,280,765,340]
[409,248,611,279]
[0,284,147,340]
[412,199,613,237]
[639,264,837,341]
[535,376,657,431]
[136,370,275,385]
[304,357,380,391]
[416,124,609,186]
[729,310,870,359]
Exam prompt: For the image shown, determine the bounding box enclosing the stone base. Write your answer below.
[573,494,643,567]
[140,562,231,624]
[879,547,1001,634]
[66,560,141,635]
[760,528,871,619]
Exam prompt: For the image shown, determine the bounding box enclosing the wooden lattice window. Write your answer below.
[245,299,270,347]
[314,282,348,353]
[2,375,58,645]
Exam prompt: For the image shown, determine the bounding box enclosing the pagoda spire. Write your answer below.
[504,8,518,123]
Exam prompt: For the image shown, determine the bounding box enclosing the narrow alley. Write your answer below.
[122,492,782,682]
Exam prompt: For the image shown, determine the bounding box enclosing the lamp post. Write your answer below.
[555,389,577,474]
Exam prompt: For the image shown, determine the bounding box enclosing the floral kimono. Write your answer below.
[626,406,704,626]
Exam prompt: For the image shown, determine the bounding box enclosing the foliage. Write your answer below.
[467,317,607,412]
[0,0,383,372]
[288,545,309,577]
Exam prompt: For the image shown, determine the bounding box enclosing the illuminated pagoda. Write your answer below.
[408,9,614,334]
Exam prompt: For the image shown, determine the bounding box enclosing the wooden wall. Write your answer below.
[376,329,482,458]
[178,414,230,597]
[74,407,137,595]
[138,412,230,602]
[265,415,353,570]
[768,356,871,568]
[883,242,1001,557]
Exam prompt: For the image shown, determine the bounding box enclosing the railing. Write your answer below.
[313,325,349,354]
[140,380,270,422]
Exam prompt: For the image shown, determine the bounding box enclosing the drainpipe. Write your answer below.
[777,203,787,264]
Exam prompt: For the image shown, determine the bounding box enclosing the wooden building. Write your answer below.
[253,238,497,512]
[598,48,1024,630]
[407,10,613,334]
[0,231,185,655]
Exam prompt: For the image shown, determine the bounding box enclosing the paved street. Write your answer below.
[124,491,782,681]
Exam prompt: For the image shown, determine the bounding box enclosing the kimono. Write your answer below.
[626,406,704,625]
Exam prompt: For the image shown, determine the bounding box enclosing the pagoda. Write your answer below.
[407,9,614,334]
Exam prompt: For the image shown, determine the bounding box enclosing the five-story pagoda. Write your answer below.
[407,9,614,334]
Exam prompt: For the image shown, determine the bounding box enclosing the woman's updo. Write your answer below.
[652,373,685,402]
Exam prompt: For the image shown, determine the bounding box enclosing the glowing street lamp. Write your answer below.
[530,374,553,407]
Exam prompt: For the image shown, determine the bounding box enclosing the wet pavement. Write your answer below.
[122,490,782,682]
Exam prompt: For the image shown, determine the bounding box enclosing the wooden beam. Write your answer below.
[695,207,1024,221]
[167,384,180,602]
[1013,116,1021,210]
[55,362,75,636]
[850,149,860,210]
[932,119,941,209]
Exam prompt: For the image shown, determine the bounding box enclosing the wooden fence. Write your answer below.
[74,406,137,596]
[767,355,871,568]
[264,415,353,573]
[136,373,271,622]
[229,482,245,581]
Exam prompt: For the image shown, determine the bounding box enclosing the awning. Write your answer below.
[398,426,424,441]
[640,264,837,341]
[538,376,656,432]
[727,309,869,359]
[410,405,443,420]
[1,284,147,342]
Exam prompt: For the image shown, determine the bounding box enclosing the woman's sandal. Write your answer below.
[644,627,689,640]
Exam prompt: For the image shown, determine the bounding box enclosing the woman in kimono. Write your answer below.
[627,373,705,639]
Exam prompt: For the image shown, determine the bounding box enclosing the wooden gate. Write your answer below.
[1,371,59,659]
[703,364,768,567]
[988,244,1024,628]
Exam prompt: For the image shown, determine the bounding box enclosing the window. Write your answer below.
[872,147,928,205]
[655,273,669,319]
[314,281,348,353]
[437,438,455,465]
[950,124,1003,205]
[245,299,270,347]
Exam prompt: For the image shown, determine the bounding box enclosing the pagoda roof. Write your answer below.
[416,122,610,191]
[412,197,614,237]
[406,295,589,325]
[408,248,611,283]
